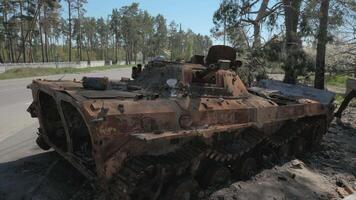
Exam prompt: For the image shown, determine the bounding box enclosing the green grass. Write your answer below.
[294,73,354,91]
[334,93,345,105]
[0,65,130,80]
[334,93,356,107]
[325,74,353,87]
[295,73,354,87]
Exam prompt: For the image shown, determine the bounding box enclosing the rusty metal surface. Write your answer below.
[258,79,335,105]
[205,45,237,66]
[27,45,335,199]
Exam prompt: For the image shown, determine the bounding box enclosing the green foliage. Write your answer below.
[0,1,212,64]
[168,22,212,61]
[334,93,344,105]
[152,14,167,56]
[333,93,356,107]
[212,0,355,85]
[326,74,352,87]
[298,0,346,41]
[211,0,251,49]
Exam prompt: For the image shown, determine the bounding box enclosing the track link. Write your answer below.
[108,117,328,200]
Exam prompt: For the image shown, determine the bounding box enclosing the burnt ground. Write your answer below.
[0,107,355,200]
[0,152,94,200]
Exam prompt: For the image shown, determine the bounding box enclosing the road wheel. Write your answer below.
[277,143,290,159]
[259,146,278,167]
[201,164,231,187]
[291,137,307,156]
[36,136,51,150]
[310,119,326,150]
[130,166,165,200]
[163,178,199,200]
[235,157,257,180]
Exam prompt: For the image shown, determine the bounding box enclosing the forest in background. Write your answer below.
[0,1,212,64]
[212,0,356,88]
[0,0,355,89]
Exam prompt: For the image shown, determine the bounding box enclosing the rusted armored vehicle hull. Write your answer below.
[27,46,335,199]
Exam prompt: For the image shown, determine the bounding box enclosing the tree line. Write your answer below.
[0,1,212,64]
[212,0,356,89]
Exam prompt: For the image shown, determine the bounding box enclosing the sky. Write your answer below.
[81,0,220,38]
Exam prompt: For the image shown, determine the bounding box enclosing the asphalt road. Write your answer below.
[0,68,131,200]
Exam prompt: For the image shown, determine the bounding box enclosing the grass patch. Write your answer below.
[293,73,354,92]
[334,93,356,107]
[0,65,130,80]
[325,74,353,87]
[334,93,345,105]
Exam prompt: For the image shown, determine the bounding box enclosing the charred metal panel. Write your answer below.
[258,79,335,105]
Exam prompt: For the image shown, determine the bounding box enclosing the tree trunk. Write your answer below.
[32,40,37,62]
[86,47,90,62]
[0,51,3,63]
[3,8,9,62]
[90,39,93,62]
[314,0,330,89]
[68,1,72,62]
[282,0,302,84]
[4,8,14,63]
[0,45,5,63]
[252,0,269,48]
[252,23,261,48]
[29,40,34,63]
[43,4,49,62]
[19,1,26,63]
[49,36,54,62]
[105,40,108,62]
[77,7,82,61]
[125,45,129,65]
[115,36,118,63]
[101,44,104,60]
[131,43,134,64]
[39,7,45,63]
[127,45,130,64]
[23,1,39,63]
[9,41,14,63]
[170,47,173,61]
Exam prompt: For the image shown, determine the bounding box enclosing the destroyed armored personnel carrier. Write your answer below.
[27,45,335,199]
